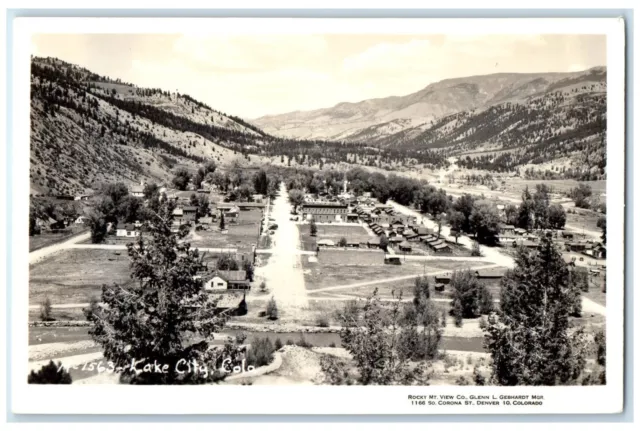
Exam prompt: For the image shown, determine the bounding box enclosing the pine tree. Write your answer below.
[219,211,226,231]
[484,234,588,385]
[85,199,234,384]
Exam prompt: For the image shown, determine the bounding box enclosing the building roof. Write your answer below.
[367,238,380,245]
[215,270,247,282]
[416,227,430,235]
[399,241,412,249]
[475,268,506,278]
[303,203,348,208]
[214,293,243,309]
[318,239,335,246]
[404,231,418,238]
[116,223,137,231]
[237,202,265,208]
[389,236,404,243]
[172,208,184,216]
[130,186,144,193]
[183,206,198,212]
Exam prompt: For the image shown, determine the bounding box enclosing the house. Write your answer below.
[498,235,518,243]
[435,274,452,284]
[252,194,265,203]
[204,270,250,291]
[416,227,431,236]
[183,206,198,222]
[474,268,507,280]
[199,216,213,226]
[499,224,515,234]
[591,244,606,259]
[317,239,336,247]
[116,223,140,238]
[513,240,539,249]
[74,194,92,201]
[346,213,359,223]
[566,242,588,252]
[172,208,184,224]
[389,236,404,244]
[74,216,87,224]
[434,283,446,292]
[399,241,412,252]
[384,256,402,265]
[237,202,266,210]
[404,230,419,241]
[130,183,145,198]
[561,231,575,240]
[514,228,527,235]
[367,238,381,249]
[301,203,349,223]
[432,243,452,254]
[217,203,241,214]
[346,239,361,248]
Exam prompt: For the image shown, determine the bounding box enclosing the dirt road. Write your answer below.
[257,183,309,312]
[29,232,91,264]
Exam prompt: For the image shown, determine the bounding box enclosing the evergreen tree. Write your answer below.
[484,234,588,385]
[85,199,234,384]
[219,211,226,231]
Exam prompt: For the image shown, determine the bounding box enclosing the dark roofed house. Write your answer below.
[416,227,430,236]
[432,243,452,254]
[474,268,507,280]
[183,206,198,222]
[367,238,381,248]
[404,230,419,241]
[435,273,452,284]
[399,241,412,252]
[499,224,515,234]
[566,242,588,252]
[513,240,539,249]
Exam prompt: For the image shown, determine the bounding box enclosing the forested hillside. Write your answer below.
[30,56,448,196]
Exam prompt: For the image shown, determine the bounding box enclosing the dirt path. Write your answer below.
[29,232,91,264]
[257,183,309,312]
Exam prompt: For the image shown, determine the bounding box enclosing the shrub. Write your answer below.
[274,338,283,350]
[266,297,278,320]
[246,337,275,368]
[295,335,313,348]
[28,361,72,384]
[473,366,486,386]
[40,297,54,322]
[455,376,470,386]
[316,315,330,328]
[286,339,294,346]
[259,281,267,293]
[338,237,348,247]
[328,342,337,348]
[471,241,482,257]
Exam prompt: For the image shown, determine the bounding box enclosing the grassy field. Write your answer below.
[29,225,88,252]
[302,257,489,293]
[187,209,262,253]
[299,224,372,252]
[29,248,220,306]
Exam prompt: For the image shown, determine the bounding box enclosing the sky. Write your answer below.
[31,34,606,119]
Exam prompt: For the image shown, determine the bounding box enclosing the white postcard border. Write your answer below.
[10,17,626,415]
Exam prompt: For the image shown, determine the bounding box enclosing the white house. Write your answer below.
[116,223,140,237]
[130,181,145,198]
[74,216,87,224]
[204,275,228,291]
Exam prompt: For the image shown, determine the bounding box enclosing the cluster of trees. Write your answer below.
[569,183,595,209]
[29,199,81,235]
[87,182,166,243]
[449,270,494,326]
[505,185,567,231]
